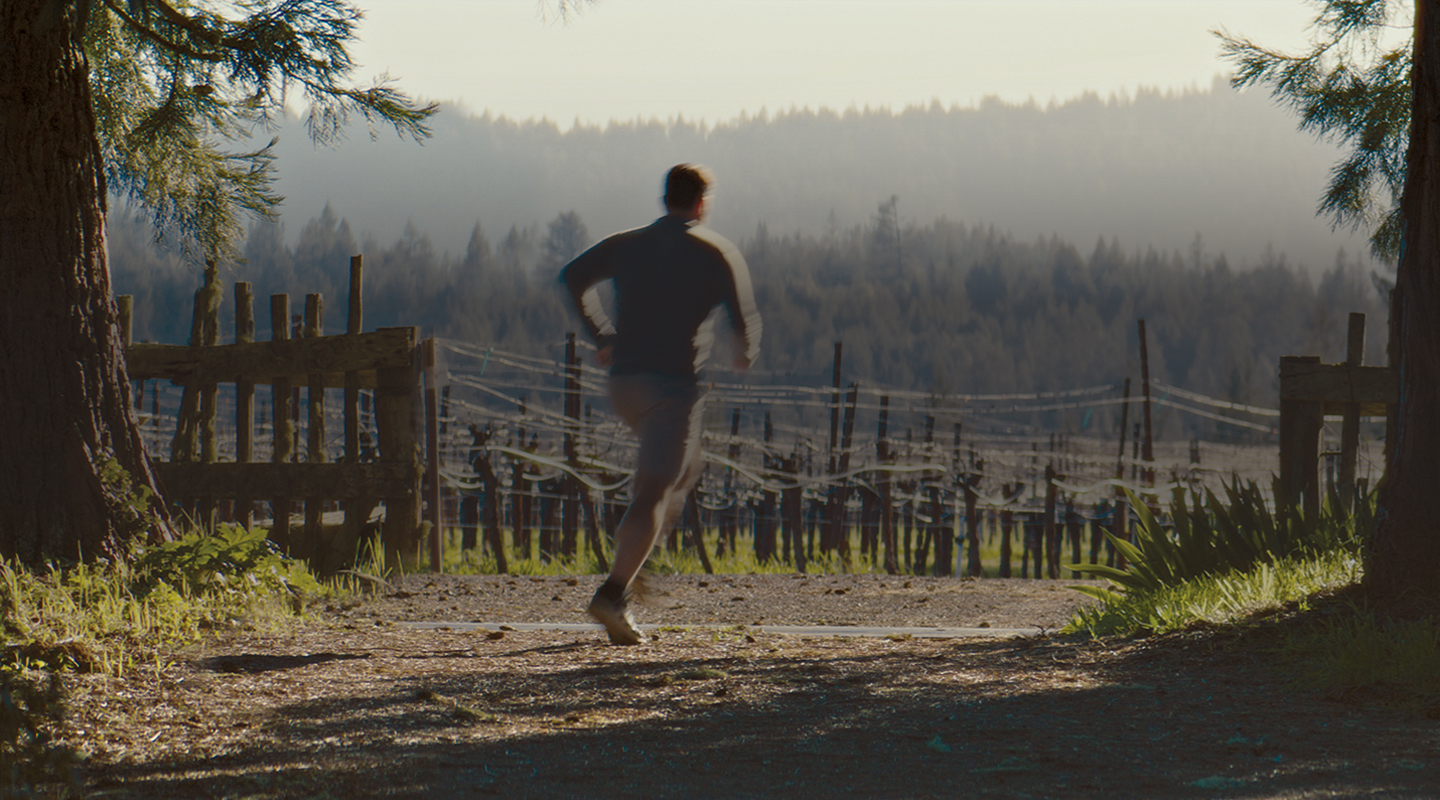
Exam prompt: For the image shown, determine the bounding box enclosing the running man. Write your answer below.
[559,164,762,645]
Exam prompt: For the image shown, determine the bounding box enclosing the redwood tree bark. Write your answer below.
[1371,0,1440,600]
[0,0,168,562]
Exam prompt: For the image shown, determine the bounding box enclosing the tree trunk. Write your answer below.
[1372,0,1440,601]
[0,0,169,562]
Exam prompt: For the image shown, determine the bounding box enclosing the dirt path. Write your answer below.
[357,573,1102,631]
[68,575,1440,799]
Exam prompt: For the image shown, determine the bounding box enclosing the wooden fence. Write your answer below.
[118,256,435,573]
[1277,310,1396,520]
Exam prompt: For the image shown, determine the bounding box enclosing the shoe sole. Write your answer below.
[588,601,643,646]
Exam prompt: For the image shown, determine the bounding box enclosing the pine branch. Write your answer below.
[1215,0,1409,262]
[99,0,225,62]
[90,0,436,262]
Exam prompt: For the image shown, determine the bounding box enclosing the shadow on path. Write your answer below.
[87,632,1439,799]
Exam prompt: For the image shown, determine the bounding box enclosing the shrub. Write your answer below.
[1071,477,1369,601]
[134,524,320,600]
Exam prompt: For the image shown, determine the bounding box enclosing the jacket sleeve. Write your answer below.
[558,240,616,348]
[717,245,762,365]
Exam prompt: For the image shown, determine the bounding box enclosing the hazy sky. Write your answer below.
[348,0,1333,127]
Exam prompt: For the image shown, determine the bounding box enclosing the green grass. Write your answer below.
[1063,548,1363,637]
[435,521,1047,577]
[1280,601,1440,712]
[0,523,340,798]
[1066,549,1440,713]
[1,525,337,677]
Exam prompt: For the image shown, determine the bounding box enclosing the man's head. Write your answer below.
[663,163,713,219]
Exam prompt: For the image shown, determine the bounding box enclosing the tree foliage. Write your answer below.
[1218,0,1411,262]
[85,0,437,262]
[540,211,590,272]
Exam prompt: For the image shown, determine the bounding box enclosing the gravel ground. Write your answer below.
[357,572,1103,632]
[67,575,1440,799]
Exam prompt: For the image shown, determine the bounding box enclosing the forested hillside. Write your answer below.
[263,79,1363,273]
[111,203,1386,424]
[109,75,1390,439]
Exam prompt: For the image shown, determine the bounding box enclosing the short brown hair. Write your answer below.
[663,164,713,211]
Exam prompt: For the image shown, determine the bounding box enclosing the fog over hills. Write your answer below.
[266,77,1367,272]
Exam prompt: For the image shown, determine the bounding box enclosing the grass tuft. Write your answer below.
[1,526,337,679]
[1063,549,1362,637]
[0,523,337,797]
[1281,605,1440,712]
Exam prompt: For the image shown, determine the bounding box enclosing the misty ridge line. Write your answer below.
[264,76,1365,275]
[416,76,1245,133]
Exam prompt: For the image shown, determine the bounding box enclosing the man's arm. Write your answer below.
[717,247,762,371]
[558,241,617,353]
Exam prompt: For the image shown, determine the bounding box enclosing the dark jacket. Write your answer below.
[560,214,761,380]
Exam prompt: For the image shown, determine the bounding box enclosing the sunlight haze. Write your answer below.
[350,0,1319,126]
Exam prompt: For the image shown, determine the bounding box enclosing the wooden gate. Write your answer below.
[119,257,431,573]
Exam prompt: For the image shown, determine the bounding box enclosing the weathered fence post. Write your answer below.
[198,267,220,509]
[964,469,981,577]
[301,294,325,562]
[1278,356,1324,525]
[949,423,965,576]
[345,255,364,460]
[877,395,897,574]
[423,338,443,572]
[467,425,509,574]
[756,411,778,563]
[234,282,255,528]
[512,407,530,561]
[332,255,378,573]
[270,294,293,551]
[562,332,580,557]
[377,326,422,572]
[1044,464,1060,579]
[1338,312,1366,512]
[824,342,842,553]
[999,485,1013,578]
[1386,288,1399,467]
[828,383,858,563]
[1066,495,1083,578]
[722,407,742,558]
[929,480,949,578]
[170,283,208,466]
[1113,377,1132,570]
[784,452,805,572]
[1138,319,1156,487]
